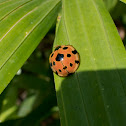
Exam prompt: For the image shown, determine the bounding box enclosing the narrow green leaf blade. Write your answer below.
[54,0,126,125]
[0,0,61,94]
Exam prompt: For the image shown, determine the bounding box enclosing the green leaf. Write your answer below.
[0,94,57,126]
[110,1,126,19]
[12,74,50,90]
[18,93,37,117]
[104,0,118,11]
[22,58,50,76]
[54,0,126,125]
[0,0,61,94]
[12,73,55,109]
[0,84,18,121]
[120,0,126,4]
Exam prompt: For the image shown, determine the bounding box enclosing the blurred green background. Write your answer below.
[0,1,126,126]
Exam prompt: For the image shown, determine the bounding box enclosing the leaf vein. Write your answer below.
[0,7,37,42]
[91,0,126,102]
[0,0,32,21]
[62,1,91,125]
[75,0,113,124]
[0,0,11,6]
[0,0,61,71]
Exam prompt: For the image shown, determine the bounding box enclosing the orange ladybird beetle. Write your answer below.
[49,45,80,77]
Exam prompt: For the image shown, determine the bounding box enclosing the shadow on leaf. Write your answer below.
[56,69,126,126]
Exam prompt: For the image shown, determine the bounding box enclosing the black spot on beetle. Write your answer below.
[55,46,61,51]
[59,69,61,72]
[72,50,77,54]
[67,54,71,57]
[51,53,54,57]
[70,63,73,67]
[53,61,55,65]
[56,54,64,61]
[63,47,68,50]
[50,63,52,67]
[56,71,58,75]
[63,66,67,69]
[75,60,79,64]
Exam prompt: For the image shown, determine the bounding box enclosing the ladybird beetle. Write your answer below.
[49,45,80,77]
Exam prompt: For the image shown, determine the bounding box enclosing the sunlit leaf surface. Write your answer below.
[54,0,126,125]
[0,0,61,94]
